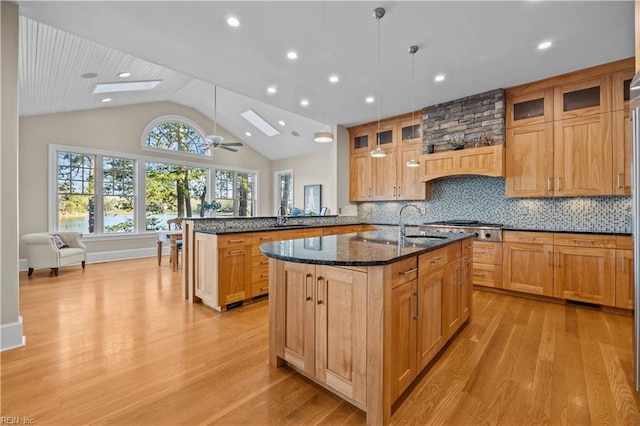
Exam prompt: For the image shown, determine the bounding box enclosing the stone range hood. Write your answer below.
[422,88,505,153]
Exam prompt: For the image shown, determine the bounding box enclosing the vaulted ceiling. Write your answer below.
[15,1,634,160]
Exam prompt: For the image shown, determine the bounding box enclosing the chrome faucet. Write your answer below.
[398,204,421,244]
[276,206,287,226]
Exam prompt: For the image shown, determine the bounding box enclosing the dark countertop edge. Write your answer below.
[259,233,473,267]
[195,222,367,235]
[182,215,339,220]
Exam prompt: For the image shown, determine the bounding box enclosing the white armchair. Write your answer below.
[21,232,87,276]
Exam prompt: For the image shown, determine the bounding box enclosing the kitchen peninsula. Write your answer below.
[261,229,474,425]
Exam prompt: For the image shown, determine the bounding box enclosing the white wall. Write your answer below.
[19,101,273,258]
[1,1,24,350]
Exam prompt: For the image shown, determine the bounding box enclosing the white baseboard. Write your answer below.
[1,316,25,351]
[18,246,171,271]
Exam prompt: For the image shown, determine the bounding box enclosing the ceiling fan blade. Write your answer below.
[221,142,243,147]
[220,145,238,152]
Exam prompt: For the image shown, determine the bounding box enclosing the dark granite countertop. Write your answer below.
[196,222,364,235]
[259,229,472,266]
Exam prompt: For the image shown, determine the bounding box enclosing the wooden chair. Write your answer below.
[157,218,183,268]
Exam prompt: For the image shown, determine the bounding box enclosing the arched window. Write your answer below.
[142,116,209,157]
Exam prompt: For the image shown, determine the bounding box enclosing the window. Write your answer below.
[145,162,208,230]
[214,169,256,217]
[50,144,258,236]
[142,116,209,157]
[274,169,293,214]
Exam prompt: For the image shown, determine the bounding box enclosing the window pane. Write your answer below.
[57,152,95,234]
[278,172,293,212]
[145,121,208,155]
[103,157,135,233]
[145,162,208,230]
[237,172,254,217]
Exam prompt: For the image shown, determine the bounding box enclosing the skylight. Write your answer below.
[240,109,281,137]
[93,80,162,94]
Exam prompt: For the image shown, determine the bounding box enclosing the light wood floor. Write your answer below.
[2,258,639,425]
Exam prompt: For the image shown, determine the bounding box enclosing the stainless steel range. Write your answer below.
[419,220,504,242]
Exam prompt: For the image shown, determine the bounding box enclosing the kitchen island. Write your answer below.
[260,229,474,425]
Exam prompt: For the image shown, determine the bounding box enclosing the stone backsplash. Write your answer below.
[191,214,360,233]
[358,176,632,234]
[422,89,505,153]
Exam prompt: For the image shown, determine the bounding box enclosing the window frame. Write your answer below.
[213,167,259,217]
[48,144,259,240]
[140,115,212,160]
[273,169,294,215]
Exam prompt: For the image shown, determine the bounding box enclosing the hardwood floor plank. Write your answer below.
[2,259,638,425]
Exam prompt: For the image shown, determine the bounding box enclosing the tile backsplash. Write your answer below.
[358,176,632,234]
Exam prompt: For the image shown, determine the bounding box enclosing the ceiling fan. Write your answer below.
[205,86,243,153]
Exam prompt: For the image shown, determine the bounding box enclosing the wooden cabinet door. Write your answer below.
[460,246,473,323]
[349,152,372,201]
[616,249,634,309]
[397,145,428,200]
[554,76,611,120]
[503,242,554,296]
[280,261,316,375]
[349,126,373,154]
[416,267,443,372]
[371,150,397,200]
[218,245,251,305]
[613,109,631,195]
[194,233,218,307]
[506,89,554,128]
[553,246,616,306]
[505,122,554,197]
[315,265,367,405]
[390,279,417,401]
[442,258,461,342]
[553,114,613,196]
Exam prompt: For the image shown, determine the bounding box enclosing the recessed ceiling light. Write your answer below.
[267,86,277,94]
[287,51,298,60]
[538,41,553,50]
[278,120,286,126]
[365,96,375,104]
[93,80,162,94]
[81,72,98,79]
[240,109,281,137]
[227,17,240,27]
[434,74,445,82]
[300,99,309,107]
[329,74,340,83]
[117,72,131,78]
[101,98,112,103]
[245,131,252,137]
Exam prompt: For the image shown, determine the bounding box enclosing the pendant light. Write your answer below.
[406,45,420,168]
[313,1,334,143]
[370,7,387,158]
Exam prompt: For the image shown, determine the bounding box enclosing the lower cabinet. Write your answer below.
[552,235,616,306]
[472,241,502,288]
[502,231,554,296]
[616,248,634,309]
[390,241,471,401]
[279,261,367,405]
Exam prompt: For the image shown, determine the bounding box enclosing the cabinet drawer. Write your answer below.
[322,225,363,236]
[472,263,503,288]
[553,233,616,248]
[217,233,252,248]
[391,256,418,288]
[418,243,460,276]
[251,231,280,256]
[252,255,270,269]
[616,235,633,250]
[252,265,270,284]
[503,231,554,245]
[279,228,323,240]
[472,241,502,265]
[252,281,269,297]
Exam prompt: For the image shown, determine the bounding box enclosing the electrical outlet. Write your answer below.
[520,206,528,215]
[420,207,426,215]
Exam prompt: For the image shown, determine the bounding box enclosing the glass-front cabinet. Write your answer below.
[506,89,554,128]
[553,76,611,120]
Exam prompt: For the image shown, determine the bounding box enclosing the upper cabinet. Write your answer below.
[348,112,431,202]
[506,89,554,128]
[553,76,611,120]
[505,57,634,198]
